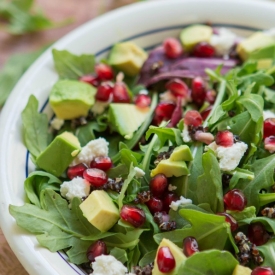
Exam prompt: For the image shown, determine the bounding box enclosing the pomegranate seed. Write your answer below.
[95,63,114,81]
[215,130,234,147]
[191,77,206,106]
[165,78,189,98]
[95,82,114,101]
[217,212,238,232]
[150,174,168,198]
[83,168,108,187]
[87,240,107,262]
[120,205,146,228]
[194,131,214,144]
[113,76,130,103]
[157,246,176,273]
[264,118,275,139]
[134,94,151,108]
[252,267,275,275]
[183,236,199,257]
[223,189,247,211]
[163,38,183,59]
[162,192,179,212]
[79,74,99,87]
[201,106,212,121]
[153,102,176,125]
[184,110,203,127]
[146,197,164,214]
[193,42,215,58]
[264,136,275,153]
[247,222,270,246]
[205,90,216,104]
[90,156,112,171]
[67,163,88,179]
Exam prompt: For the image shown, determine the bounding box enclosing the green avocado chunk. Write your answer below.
[232,265,252,275]
[108,103,150,139]
[237,32,275,61]
[170,145,193,162]
[151,159,189,178]
[180,24,213,51]
[152,238,186,275]
[36,132,81,177]
[49,79,96,119]
[108,41,148,76]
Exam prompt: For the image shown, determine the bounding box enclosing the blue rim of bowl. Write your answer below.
[24,22,260,274]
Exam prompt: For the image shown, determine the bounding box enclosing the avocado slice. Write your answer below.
[237,32,275,61]
[108,103,150,139]
[232,265,252,275]
[180,24,213,51]
[49,79,96,120]
[151,159,189,178]
[36,132,81,177]
[152,238,186,275]
[80,190,120,232]
[170,145,193,162]
[108,41,148,76]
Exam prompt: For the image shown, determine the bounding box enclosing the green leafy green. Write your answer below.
[109,247,128,264]
[226,206,256,221]
[21,95,49,160]
[257,239,275,268]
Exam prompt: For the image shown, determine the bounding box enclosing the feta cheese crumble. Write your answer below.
[70,137,109,166]
[91,255,128,275]
[50,117,64,130]
[91,100,111,115]
[206,141,248,171]
[170,196,192,211]
[168,184,177,191]
[181,123,191,143]
[134,167,145,178]
[263,110,275,120]
[60,177,90,202]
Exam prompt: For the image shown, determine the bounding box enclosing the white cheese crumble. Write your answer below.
[160,91,177,103]
[134,167,145,178]
[206,141,248,171]
[50,117,64,130]
[170,196,192,211]
[70,137,109,166]
[210,28,237,56]
[91,100,110,115]
[263,110,275,120]
[181,123,191,143]
[91,255,128,275]
[60,177,90,202]
[168,184,177,191]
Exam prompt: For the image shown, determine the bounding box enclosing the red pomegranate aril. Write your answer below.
[264,136,275,153]
[205,90,216,104]
[95,63,114,81]
[251,267,275,275]
[113,82,130,103]
[184,110,203,127]
[247,222,270,246]
[165,78,189,98]
[191,77,206,106]
[217,212,238,232]
[201,106,212,121]
[86,240,108,262]
[134,94,151,108]
[83,168,108,187]
[79,74,99,87]
[163,192,180,213]
[150,174,168,198]
[95,82,114,101]
[120,205,146,228]
[90,156,113,171]
[193,42,216,58]
[183,236,199,257]
[163,38,183,59]
[215,130,234,147]
[263,118,275,139]
[67,163,88,179]
[157,246,176,273]
[223,189,247,211]
[146,197,164,214]
[153,102,176,125]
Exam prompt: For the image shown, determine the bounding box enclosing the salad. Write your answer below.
[9,23,275,275]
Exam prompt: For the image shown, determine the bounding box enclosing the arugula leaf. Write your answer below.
[21,95,49,160]
[139,250,156,267]
[109,247,128,264]
[52,49,95,79]
[138,231,158,260]
[228,168,254,189]
[24,171,61,208]
[238,71,274,87]
[226,206,256,221]
[257,239,275,268]
[177,250,238,275]
[9,190,101,264]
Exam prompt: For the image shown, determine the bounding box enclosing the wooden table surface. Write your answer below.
[0,1,136,274]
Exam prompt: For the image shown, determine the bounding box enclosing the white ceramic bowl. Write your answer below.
[1,0,275,274]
